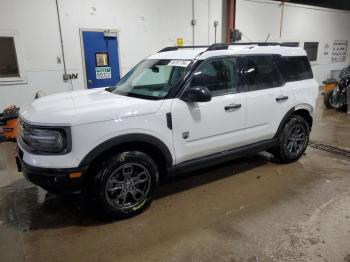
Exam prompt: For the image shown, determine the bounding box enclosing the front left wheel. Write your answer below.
[92,151,159,219]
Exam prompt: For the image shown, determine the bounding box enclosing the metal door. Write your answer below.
[82,31,120,88]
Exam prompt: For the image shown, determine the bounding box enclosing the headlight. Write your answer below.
[20,122,70,154]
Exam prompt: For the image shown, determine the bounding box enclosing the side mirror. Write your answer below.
[181,86,212,102]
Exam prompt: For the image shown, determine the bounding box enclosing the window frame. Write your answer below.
[0,31,26,85]
[185,56,243,97]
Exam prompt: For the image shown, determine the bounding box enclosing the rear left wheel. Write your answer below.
[270,115,310,163]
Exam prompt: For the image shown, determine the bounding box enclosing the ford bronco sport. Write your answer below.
[17,43,318,218]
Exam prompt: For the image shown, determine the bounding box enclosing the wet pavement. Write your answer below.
[1,99,350,262]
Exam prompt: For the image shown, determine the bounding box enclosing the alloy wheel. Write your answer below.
[105,163,151,210]
[286,124,307,156]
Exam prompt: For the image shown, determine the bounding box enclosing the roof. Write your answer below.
[148,48,207,60]
[147,43,307,61]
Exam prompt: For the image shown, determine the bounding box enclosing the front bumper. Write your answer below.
[17,147,88,193]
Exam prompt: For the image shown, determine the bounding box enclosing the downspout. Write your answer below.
[279,0,286,38]
[208,0,210,45]
[191,0,195,46]
[55,0,72,89]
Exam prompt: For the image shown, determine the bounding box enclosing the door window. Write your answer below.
[243,56,283,91]
[190,57,239,96]
[95,52,109,67]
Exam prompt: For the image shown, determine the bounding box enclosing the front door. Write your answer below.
[171,57,247,164]
[82,30,120,88]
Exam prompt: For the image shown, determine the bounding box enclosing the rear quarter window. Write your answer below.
[277,56,313,82]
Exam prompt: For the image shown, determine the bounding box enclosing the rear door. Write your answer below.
[171,57,247,164]
[242,55,289,144]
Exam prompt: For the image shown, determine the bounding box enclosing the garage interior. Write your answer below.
[1,0,350,261]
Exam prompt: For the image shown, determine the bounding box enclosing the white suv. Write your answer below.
[17,43,318,218]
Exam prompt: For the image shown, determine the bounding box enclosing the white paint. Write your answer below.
[18,46,318,168]
[0,0,223,110]
[171,93,247,164]
[235,0,350,83]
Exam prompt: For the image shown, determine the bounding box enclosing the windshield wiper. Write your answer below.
[105,86,115,92]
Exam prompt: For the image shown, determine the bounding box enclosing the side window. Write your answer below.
[190,57,239,96]
[243,55,283,91]
[277,56,313,82]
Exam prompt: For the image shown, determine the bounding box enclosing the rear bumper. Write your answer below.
[16,148,88,193]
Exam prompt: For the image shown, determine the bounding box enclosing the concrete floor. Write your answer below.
[1,99,350,262]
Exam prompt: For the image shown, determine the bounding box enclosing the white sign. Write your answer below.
[168,60,191,67]
[96,67,112,79]
[332,40,348,62]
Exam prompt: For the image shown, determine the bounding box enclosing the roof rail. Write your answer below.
[157,42,299,54]
[158,45,210,53]
[207,42,299,51]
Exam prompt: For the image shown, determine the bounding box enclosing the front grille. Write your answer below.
[309,140,350,159]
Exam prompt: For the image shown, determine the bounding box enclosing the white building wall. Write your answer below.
[236,0,350,83]
[0,0,223,110]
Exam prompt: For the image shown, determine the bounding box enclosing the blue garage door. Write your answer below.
[82,31,121,88]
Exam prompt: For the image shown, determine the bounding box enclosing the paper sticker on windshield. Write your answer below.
[168,60,191,67]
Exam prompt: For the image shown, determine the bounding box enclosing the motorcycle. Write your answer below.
[324,65,350,111]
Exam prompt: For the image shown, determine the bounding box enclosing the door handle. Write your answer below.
[224,103,241,111]
[276,95,288,102]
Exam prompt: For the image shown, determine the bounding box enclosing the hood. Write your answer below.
[20,89,164,126]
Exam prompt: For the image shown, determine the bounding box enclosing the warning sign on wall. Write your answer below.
[176,38,184,47]
[96,67,112,79]
[331,40,348,63]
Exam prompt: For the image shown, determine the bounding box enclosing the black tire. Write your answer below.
[270,115,310,163]
[91,151,159,219]
[323,90,333,109]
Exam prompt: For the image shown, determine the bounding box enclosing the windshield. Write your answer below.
[112,59,192,99]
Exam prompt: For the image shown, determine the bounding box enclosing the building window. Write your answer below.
[0,33,25,84]
[304,42,319,62]
[0,37,20,78]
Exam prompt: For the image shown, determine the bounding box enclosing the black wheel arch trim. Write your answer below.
[79,133,173,168]
[273,107,295,139]
[274,106,313,139]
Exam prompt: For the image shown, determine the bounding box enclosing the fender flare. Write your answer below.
[294,103,314,115]
[273,104,313,139]
[79,133,173,168]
